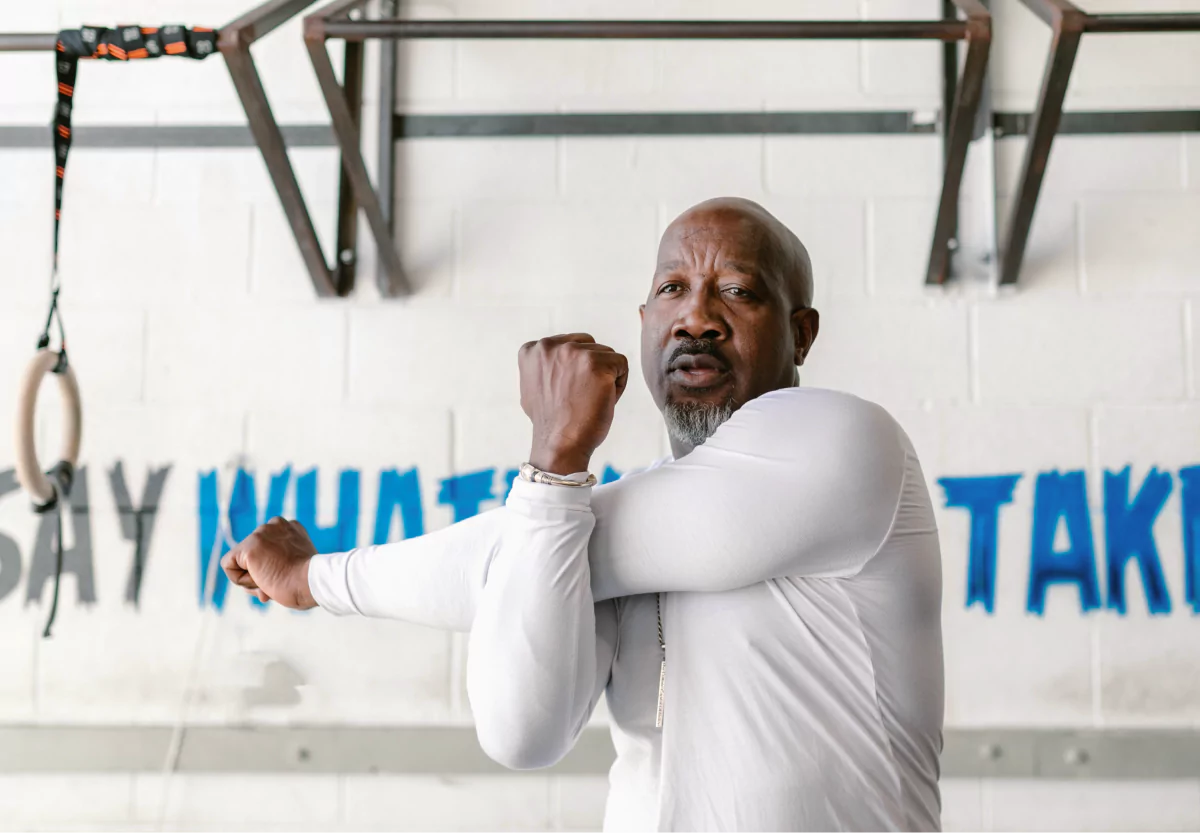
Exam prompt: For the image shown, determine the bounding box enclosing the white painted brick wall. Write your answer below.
[2,0,1200,829]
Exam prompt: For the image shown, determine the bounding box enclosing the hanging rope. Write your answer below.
[15,24,218,637]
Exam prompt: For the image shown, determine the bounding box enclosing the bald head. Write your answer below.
[662,197,814,309]
[640,196,822,456]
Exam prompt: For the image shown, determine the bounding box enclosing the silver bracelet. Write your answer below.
[518,462,597,488]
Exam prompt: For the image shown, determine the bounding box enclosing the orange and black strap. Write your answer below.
[52,25,218,271]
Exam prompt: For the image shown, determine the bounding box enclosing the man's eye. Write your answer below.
[658,283,682,295]
[725,286,752,298]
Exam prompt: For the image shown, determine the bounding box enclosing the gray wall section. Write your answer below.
[0,727,1196,777]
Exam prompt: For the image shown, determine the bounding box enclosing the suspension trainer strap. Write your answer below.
[35,25,216,637]
[53,25,218,274]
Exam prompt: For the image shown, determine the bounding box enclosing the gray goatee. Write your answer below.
[663,399,735,448]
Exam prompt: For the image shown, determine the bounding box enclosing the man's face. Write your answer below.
[640,206,814,439]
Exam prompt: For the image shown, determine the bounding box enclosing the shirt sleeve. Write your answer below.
[307,508,502,632]
[586,388,907,601]
[466,479,615,769]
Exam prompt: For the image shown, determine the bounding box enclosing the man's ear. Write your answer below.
[639,304,645,323]
[792,308,820,365]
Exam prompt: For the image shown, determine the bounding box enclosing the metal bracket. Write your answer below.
[218,0,371,298]
[1000,0,1200,286]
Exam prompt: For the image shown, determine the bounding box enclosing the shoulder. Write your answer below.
[716,386,903,457]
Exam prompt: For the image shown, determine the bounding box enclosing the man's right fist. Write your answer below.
[221,517,319,610]
[519,334,629,476]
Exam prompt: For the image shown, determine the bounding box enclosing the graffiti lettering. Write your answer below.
[26,467,97,607]
[0,470,22,603]
[1103,467,1172,615]
[3,460,1200,617]
[110,462,172,606]
[937,474,1022,613]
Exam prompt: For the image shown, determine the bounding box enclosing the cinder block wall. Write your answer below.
[1,0,1199,830]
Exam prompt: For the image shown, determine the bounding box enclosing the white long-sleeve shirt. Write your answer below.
[308,387,944,832]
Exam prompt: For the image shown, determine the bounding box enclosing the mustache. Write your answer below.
[666,338,729,369]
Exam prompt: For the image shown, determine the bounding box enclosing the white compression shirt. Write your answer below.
[308,387,944,831]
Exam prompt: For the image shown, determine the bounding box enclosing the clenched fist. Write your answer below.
[519,334,629,475]
[221,517,319,609]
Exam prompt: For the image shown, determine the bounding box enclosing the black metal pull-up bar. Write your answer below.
[300,0,992,297]
[0,33,59,51]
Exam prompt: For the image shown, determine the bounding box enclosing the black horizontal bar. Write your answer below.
[0,124,335,149]
[995,109,1200,136]
[395,111,934,138]
[322,19,969,42]
[1085,13,1200,34]
[0,109,1196,150]
[0,32,58,52]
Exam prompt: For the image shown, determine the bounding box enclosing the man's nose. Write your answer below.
[673,288,729,342]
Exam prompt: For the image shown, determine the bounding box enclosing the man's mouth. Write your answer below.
[667,353,730,387]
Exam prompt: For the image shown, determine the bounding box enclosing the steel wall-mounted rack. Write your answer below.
[306,0,992,295]
[11,2,1198,296]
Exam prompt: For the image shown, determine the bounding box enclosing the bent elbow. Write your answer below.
[475,716,570,770]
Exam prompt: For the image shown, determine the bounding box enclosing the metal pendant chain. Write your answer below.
[655,592,666,729]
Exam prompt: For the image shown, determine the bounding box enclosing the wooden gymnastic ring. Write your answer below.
[15,349,82,509]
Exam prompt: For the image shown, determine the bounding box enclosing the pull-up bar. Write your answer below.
[302,0,993,295]
[0,33,58,51]
[320,20,973,41]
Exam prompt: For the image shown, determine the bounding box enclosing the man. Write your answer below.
[223,197,944,832]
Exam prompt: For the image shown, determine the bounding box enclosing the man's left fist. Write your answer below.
[518,333,629,476]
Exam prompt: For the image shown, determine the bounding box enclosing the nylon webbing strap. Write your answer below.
[37,24,216,638]
[52,25,218,272]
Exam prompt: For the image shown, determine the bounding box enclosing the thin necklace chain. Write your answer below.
[656,592,665,651]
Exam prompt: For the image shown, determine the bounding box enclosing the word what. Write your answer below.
[197,464,621,610]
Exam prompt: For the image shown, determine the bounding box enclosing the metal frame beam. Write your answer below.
[305,0,408,296]
[219,0,371,297]
[306,0,991,294]
[1,725,1199,777]
[1000,0,1200,286]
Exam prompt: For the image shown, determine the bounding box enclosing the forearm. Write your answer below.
[307,509,502,632]
[467,479,599,769]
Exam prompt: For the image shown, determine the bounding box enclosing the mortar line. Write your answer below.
[1091,614,1103,727]
[556,135,566,198]
[1074,200,1087,295]
[447,405,464,719]
[139,308,149,403]
[245,203,256,296]
[1088,402,1104,728]
[1184,301,1195,400]
[759,133,768,194]
[968,302,980,404]
[1182,134,1190,189]
[864,199,876,296]
[342,307,352,403]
